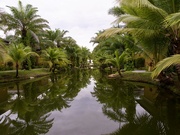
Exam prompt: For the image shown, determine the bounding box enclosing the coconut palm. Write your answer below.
[42,47,69,72]
[99,0,180,79]
[7,43,38,77]
[100,0,169,64]
[2,1,49,47]
[151,11,180,79]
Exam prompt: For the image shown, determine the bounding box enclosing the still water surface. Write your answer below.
[0,70,180,135]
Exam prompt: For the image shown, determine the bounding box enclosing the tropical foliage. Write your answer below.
[152,54,180,79]
[42,47,69,72]
[7,43,38,77]
[0,0,93,75]
[91,0,180,82]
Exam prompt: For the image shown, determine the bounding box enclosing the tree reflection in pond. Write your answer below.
[0,70,91,135]
[0,70,180,134]
[92,77,137,131]
[92,71,180,135]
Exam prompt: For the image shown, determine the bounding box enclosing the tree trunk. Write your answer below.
[16,62,19,78]
[175,64,180,81]
[117,68,123,77]
[172,39,180,81]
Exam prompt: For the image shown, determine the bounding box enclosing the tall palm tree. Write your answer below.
[100,0,169,64]
[2,1,49,47]
[7,43,38,77]
[100,0,180,79]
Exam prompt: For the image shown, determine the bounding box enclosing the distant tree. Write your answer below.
[43,29,68,48]
[42,47,69,72]
[79,47,91,68]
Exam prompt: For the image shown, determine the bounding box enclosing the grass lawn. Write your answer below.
[0,68,50,83]
[108,71,156,85]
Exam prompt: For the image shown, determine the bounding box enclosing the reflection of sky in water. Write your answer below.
[47,78,119,135]
[136,103,148,115]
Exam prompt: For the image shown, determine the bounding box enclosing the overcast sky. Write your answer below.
[1,0,116,51]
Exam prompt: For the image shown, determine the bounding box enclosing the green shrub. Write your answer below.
[134,58,145,69]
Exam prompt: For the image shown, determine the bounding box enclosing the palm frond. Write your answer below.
[165,12,180,28]
[152,54,180,78]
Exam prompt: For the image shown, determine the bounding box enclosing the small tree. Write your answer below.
[7,43,38,78]
[106,50,126,77]
[42,47,70,72]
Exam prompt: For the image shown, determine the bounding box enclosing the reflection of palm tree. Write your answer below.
[106,113,167,135]
[10,113,53,135]
[0,116,11,135]
[102,105,126,128]
[92,76,136,129]
[64,70,91,99]
[0,70,92,134]
[4,82,36,117]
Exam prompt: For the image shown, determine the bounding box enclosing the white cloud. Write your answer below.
[1,0,116,51]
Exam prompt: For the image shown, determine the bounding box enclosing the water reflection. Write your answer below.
[92,71,180,135]
[0,70,179,134]
[0,70,91,135]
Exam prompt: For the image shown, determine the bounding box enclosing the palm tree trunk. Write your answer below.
[175,64,180,81]
[172,38,180,81]
[16,62,19,78]
[117,68,123,77]
[21,28,27,46]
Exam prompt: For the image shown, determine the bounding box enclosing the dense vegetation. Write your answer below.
[0,1,91,77]
[0,0,180,86]
[91,0,180,84]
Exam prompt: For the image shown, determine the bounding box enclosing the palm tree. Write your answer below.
[100,0,169,64]
[7,43,38,77]
[106,50,126,77]
[99,0,180,79]
[2,1,49,47]
[42,47,69,72]
[65,44,81,68]
[79,47,91,68]
[43,29,68,48]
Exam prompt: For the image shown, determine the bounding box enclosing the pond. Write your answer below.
[0,70,180,135]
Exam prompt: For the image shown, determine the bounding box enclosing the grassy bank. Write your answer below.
[0,68,51,83]
[108,71,156,85]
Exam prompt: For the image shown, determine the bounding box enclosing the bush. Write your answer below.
[6,61,14,70]
[134,58,145,69]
